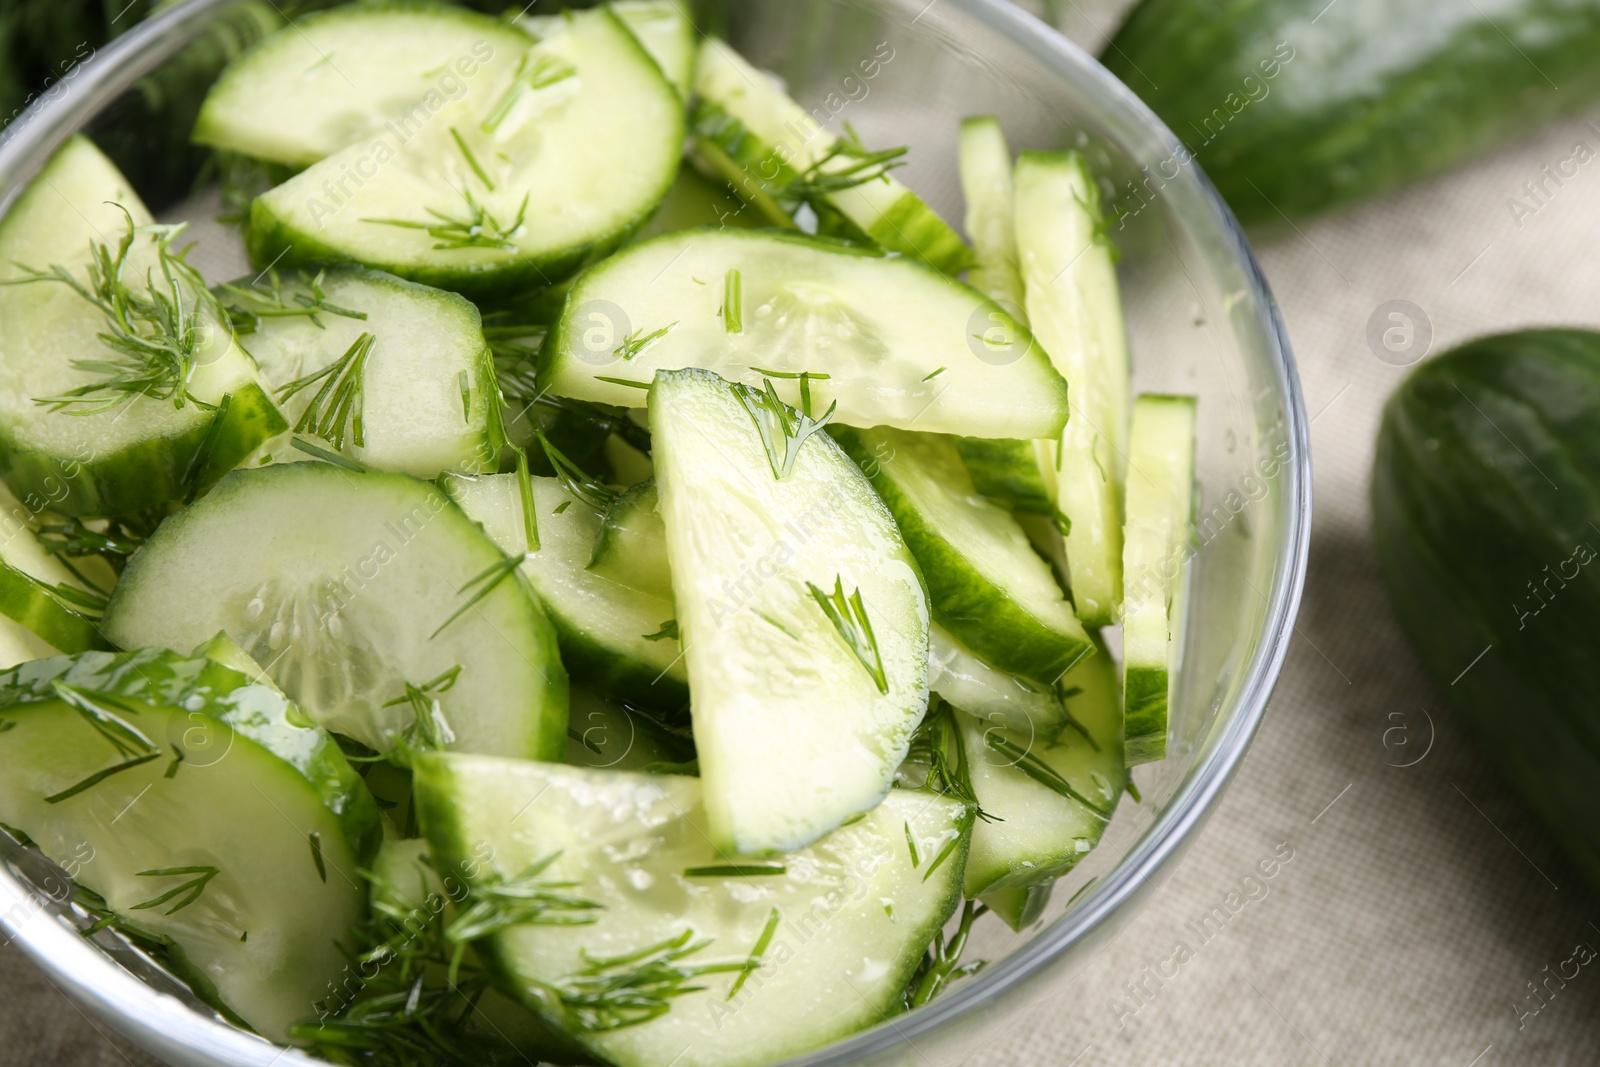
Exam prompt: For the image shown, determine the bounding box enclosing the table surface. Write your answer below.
[6,1,1600,1064]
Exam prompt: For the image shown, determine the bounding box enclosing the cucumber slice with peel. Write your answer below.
[443,470,688,711]
[1122,395,1197,765]
[222,266,501,478]
[927,623,1065,736]
[982,882,1053,932]
[0,136,285,517]
[609,1,696,97]
[958,115,1025,313]
[0,483,110,652]
[1015,151,1132,627]
[833,426,1091,686]
[248,8,684,301]
[0,655,368,1040]
[587,478,670,599]
[955,436,1058,515]
[414,754,971,1067]
[959,636,1124,897]
[690,38,971,274]
[650,368,930,854]
[193,5,532,168]
[0,646,382,861]
[102,463,568,760]
[541,229,1068,439]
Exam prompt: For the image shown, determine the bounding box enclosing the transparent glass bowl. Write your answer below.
[0,1,1310,1064]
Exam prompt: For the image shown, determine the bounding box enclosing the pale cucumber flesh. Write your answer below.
[414,754,971,1067]
[542,229,1068,439]
[650,368,929,854]
[101,463,568,760]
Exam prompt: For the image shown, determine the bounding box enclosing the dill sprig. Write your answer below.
[642,619,678,642]
[734,378,837,479]
[36,509,165,575]
[552,929,755,1033]
[745,367,832,418]
[905,900,987,1008]
[983,732,1112,820]
[277,332,375,452]
[682,865,786,878]
[375,665,463,757]
[363,189,528,253]
[481,51,578,134]
[779,124,906,213]
[904,702,995,822]
[217,268,367,334]
[130,866,220,916]
[4,207,221,415]
[444,853,601,979]
[429,555,527,639]
[536,430,617,512]
[614,322,676,362]
[806,576,888,694]
[723,269,743,334]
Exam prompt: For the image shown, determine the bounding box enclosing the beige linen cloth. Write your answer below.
[6,1,1600,1063]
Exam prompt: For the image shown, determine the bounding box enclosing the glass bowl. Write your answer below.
[0,1,1310,1064]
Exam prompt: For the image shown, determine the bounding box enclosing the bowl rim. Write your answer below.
[0,0,1311,1063]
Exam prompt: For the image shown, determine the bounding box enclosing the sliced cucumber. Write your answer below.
[366,837,592,1065]
[101,463,567,760]
[587,478,670,599]
[222,266,501,478]
[650,368,929,854]
[443,470,688,711]
[1122,394,1196,766]
[0,136,284,517]
[193,5,534,168]
[541,230,1068,439]
[0,645,382,862]
[565,686,693,772]
[248,8,684,301]
[611,0,696,97]
[981,882,1052,932]
[0,616,58,669]
[1014,510,1072,596]
[927,624,1064,737]
[0,483,109,652]
[833,426,1090,686]
[0,662,367,1041]
[958,115,1024,312]
[413,754,971,1067]
[690,38,970,274]
[1015,151,1131,627]
[955,436,1057,515]
[601,433,654,487]
[958,636,1124,898]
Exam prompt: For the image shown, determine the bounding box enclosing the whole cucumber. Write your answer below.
[1103,0,1600,223]
[1372,330,1600,890]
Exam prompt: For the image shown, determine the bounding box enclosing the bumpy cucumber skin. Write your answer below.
[1103,0,1600,223]
[1373,330,1600,891]
[0,646,383,862]
[955,438,1054,515]
[0,564,107,653]
[0,382,285,519]
[834,427,1088,686]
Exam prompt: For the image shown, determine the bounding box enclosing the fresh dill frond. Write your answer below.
[277,332,376,452]
[682,865,786,878]
[734,378,837,479]
[727,907,780,1001]
[363,189,528,253]
[49,682,158,759]
[553,929,751,1033]
[535,430,618,512]
[4,207,222,416]
[595,375,650,391]
[449,127,495,191]
[779,125,906,213]
[723,269,742,334]
[481,51,578,134]
[745,367,831,418]
[43,752,161,805]
[806,576,888,694]
[445,853,601,947]
[905,900,987,1008]
[430,555,527,639]
[614,322,677,362]
[513,445,540,553]
[983,732,1112,820]
[904,702,994,821]
[130,865,221,916]
[217,268,367,333]
[642,619,678,642]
